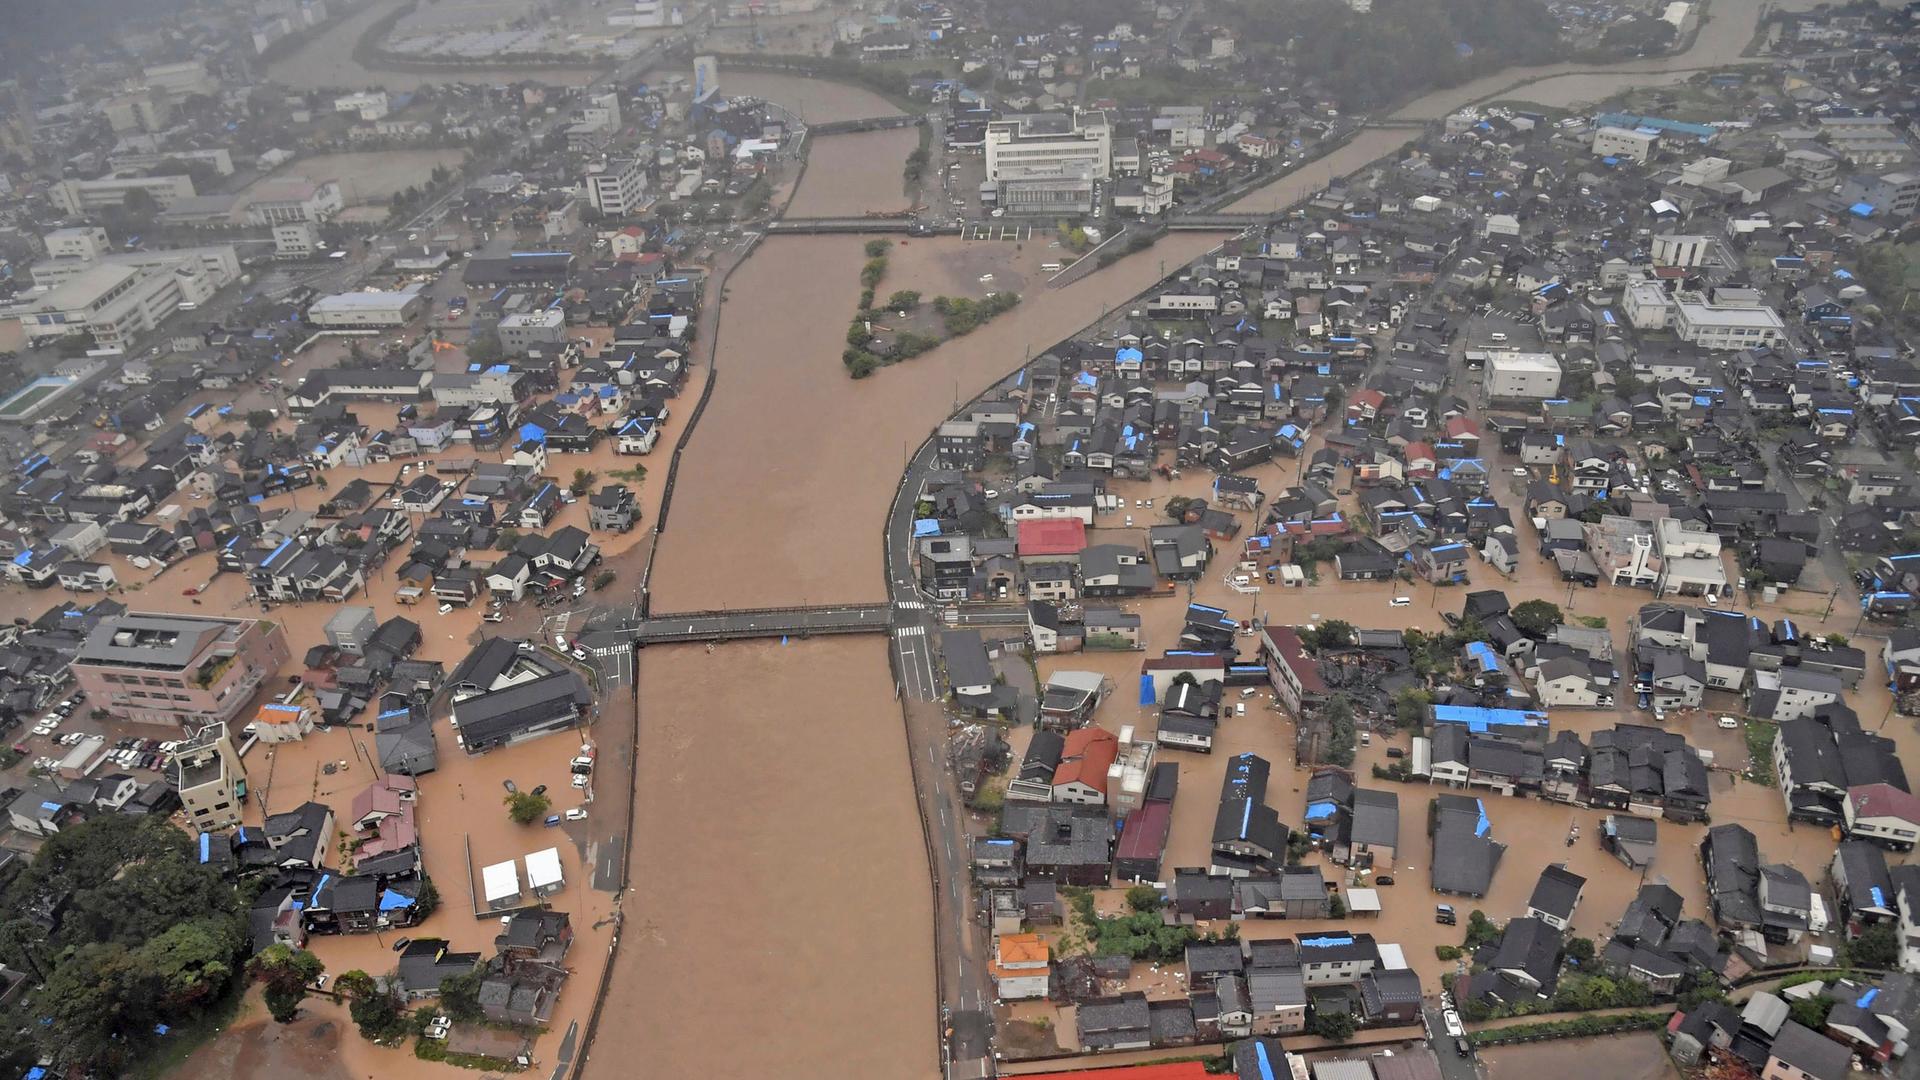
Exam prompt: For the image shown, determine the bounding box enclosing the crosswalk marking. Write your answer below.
[895,600,925,610]
[895,625,926,638]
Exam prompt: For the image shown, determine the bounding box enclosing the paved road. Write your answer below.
[884,432,1000,1078]
[632,602,893,642]
[1422,1005,1479,1080]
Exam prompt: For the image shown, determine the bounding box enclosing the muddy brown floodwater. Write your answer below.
[722,71,903,124]
[1228,0,1858,215]
[587,638,939,1079]
[262,0,604,91]
[648,231,1221,612]
[1480,1034,1681,1080]
[786,128,924,217]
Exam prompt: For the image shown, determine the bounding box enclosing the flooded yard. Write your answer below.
[245,149,468,212]
[585,637,939,1080]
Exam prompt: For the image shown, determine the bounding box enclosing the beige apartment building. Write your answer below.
[72,612,290,727]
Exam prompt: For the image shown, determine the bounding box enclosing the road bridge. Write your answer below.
[767,218,953,235]
[1167,213,1267,230]
[632,603,895,644]
[809,114,920,135]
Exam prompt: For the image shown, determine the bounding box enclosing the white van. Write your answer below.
[1040,262,1063,272]
[1239,687,1260,699]
[1389,596,1413,607]
[1488,331,1507,343]
[1717,715,1740,729]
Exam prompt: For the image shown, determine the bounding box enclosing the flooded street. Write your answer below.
[585,639,939,1080]
[786,128,922,217]
[1480,1034,1680,1080]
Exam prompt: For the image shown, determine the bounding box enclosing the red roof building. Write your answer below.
[1052,726,1120,804]
[1018,519,1088,558]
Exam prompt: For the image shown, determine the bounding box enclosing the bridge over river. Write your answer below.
[630,602,898,644]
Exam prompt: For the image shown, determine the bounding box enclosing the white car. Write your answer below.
[565,808,588,821]
[1510,467,1529,477]
[1389,596,1413,608]
[438,602,454,615]
[572,773,590,788]
[1442,1010,1465,1038]
[1718,715,1740,729]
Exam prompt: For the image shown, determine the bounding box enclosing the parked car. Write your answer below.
[565,808,588,822]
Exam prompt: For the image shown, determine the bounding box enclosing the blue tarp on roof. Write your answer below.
[913,519,942,537]
[199,833,211,863]
[1300,935,1354,949]
[1475,799,1491,837]
[1305,800,1338,821]
[1139,673,1155,706]
[379,889,414,912]
[1872,886,1887,908]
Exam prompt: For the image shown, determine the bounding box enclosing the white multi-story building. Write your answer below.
[1623,281,1672,329]
[1483,352,1563,400]
[985,109,1111,215]
[242,177,345,225]
[1592,125,1658,163]
[108,146,236,177]
[274,221,323,258]
[43,227,111,261]
[1651,234,1713,268]
[584,158,648,216]
[498,308,568,353]
[3,262,213,349]
[49,174,197,215]
[306,284,426,327]
[1671,289,1785,350]
[333,91,391,121]
[31,245,241,290]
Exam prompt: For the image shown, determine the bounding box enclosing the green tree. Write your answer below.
[885,290,922,311]
[413,878,441,919]
[1392,688,1433,729]
[1510,599,1564,638]
[438,964,486,1022]
[1300,620,1355,652]
[1789,994,1835,1031]
[121,187,162,221]
[1464,909,1499,948]
[1125,885,1162,913]
[247,410,276,430]
[140,917,245,1013]
[1563,936,1596,966]
[466,333,504,363]
[1310,1008,1355,1041]
[569,468,597,496]
[863,239,892,258]
[1848,923,1900,969]
[337,969,406,1041]
[505,790,552,825]
[249,944,324,1022]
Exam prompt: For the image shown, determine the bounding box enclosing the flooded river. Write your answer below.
[262,0,604,91]
[1480,1033,1681,1080]
[1229,0,1838,214]
[646,230,1221,611]
[586,638,939,1080]
[723,71,903,124]
[787,127,923,217]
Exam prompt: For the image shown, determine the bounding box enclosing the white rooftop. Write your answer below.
[481,859,521,902]
[525,846,564,889]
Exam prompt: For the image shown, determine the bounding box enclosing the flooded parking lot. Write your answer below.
[244,150,468,216]
[262,0,604,91]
